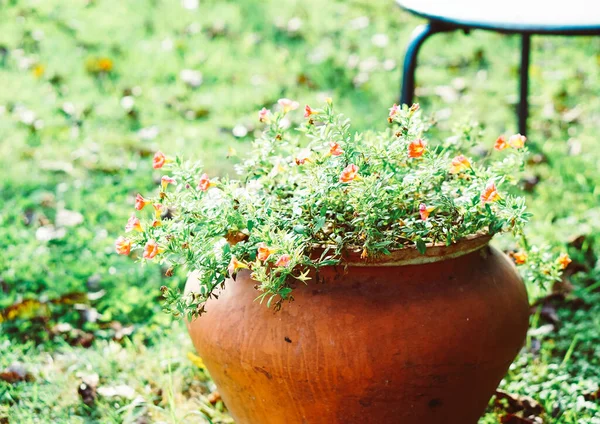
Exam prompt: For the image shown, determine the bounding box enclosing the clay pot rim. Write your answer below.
[312,233,492,267]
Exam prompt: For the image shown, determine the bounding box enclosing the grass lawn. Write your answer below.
[1,0,600,422]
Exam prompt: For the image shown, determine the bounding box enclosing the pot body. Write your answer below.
[186,243,529,424]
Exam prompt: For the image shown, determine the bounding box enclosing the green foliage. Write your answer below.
[122,101,561,318]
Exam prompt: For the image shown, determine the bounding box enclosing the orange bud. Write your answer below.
[388,104,400,119]
[152,203,163,219]
[295,150,312,165]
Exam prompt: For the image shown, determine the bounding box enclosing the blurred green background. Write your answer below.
[1,0,600,422]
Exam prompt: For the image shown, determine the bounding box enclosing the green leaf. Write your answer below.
[416,239,427,255]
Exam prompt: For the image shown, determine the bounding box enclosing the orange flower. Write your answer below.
[449,155,471,174]
[360,248,368,259]
[161,175,177,190]
[557,253,572,270]
[481,182,500,203]
[508,133,527,149]
[152,219,162,227]
[512,251,528,265]
[278,98,299,113]
[275,254,291,268]
[295,150,312,165]
[328,142,344,157]
[339,164,359,183]
[304,105,318,118]
[388,103,400,120]
[258,107,271,123]
[125,214,143,232]
[143,239,161,259]
[32,64,45,78]
[408,138,427,158]
[228,256,249,277]
[152,203,163,219]
[115,236,131,255]
[257,243,277,261]
[494,136,508,151]
[153,151,166,169]
[198,173,215,191]
[97,57,113,72]
[419,203,434,221]
[135,193,151,211]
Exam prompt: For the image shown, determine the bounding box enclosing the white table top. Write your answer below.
[396,0,600,34]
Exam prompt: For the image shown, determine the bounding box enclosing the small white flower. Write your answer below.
[359,57,378,73]
[346,54,360,69]
[279,116,291,130]
[287,17,302,33]
[20,109,36,125]
[250,75,265,87]
[62,102,76,116]
[383,59,396,71]
[180,69,203,88]
[353,72,369,87]
[161,38,174,51]
[181,0,199,10]
[371,33,389,48]
[246,179,262,194]
[349,16,369,30]
[32,30,44,41]
[138,126,159,140]
[120,96,135,111]
[232,124,248,138]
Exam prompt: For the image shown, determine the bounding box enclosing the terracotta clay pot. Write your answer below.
[186,236,529,424]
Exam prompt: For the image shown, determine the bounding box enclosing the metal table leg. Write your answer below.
[519,34,531,135]
[400,22,455,106]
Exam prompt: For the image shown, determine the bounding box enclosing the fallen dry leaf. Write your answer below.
[110,321,134,341]
[0,362,34,384]
[495,389,544,417]
[500,414,539,424]
[78,373,99,406]
[584,388,600,401]
[55,209,84,227]
[97,384,136,399]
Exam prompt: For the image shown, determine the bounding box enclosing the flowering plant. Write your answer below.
[116,99,568,319]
